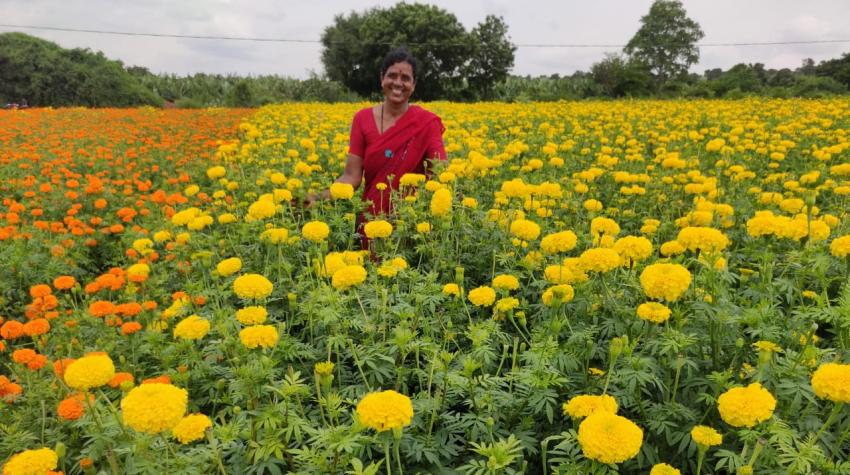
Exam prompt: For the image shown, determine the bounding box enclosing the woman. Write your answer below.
[313,47,447,248]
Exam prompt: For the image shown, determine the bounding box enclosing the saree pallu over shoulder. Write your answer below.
[361,105,445,218]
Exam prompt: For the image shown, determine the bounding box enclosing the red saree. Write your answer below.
[349,105,446,249]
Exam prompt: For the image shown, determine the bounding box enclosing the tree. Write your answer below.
[590,53,652,97]
[465,15,516,100]
[815,52,850,90]
[321,4,515,101]
[624,0,704,84]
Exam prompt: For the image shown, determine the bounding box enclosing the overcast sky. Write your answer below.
[1,0,849,78]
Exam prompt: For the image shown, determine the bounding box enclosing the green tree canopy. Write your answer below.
[320,4,515,101]
[624,0,704,84]
[0,32,160,107]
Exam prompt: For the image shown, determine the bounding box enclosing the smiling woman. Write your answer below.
[311,47,447,249]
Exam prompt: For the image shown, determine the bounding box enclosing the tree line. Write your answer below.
[2,0,850,107]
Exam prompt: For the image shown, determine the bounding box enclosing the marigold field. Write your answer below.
[1,100,850,474]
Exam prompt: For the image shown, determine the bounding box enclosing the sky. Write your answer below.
[1,0,849,78]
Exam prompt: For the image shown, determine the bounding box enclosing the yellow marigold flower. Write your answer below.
[640,263,692,302]
[247,199,276,220]
[329,182,354,200]
[390,257,407,270]
[364,220,393,239]
[579,248,621,273]
[509,219,541,241]
[442,283,461,297]
[378,264,399,278]
[613,236,653,265]
[590,217,620,237]
[399,173,425,187]
[811,363,850,403]
[636,302,672,323]
[676,227,730,254]
[239,325,279,349]
[302,221,330,242]
[64,354,115,391]
[717,383,776,428]
[494,297,519,314]
[217,213,237,224]
[314,361,335,376]
[153,230,172,243]
[173,315,210,340]
[260,228,289,244]
[430,188,452,217]
[468,286,496,307]
[577,412,643,464]
[544,264,574,284]
[650,463,681,475]
[492,274,519,291]
[132,238,154,255]
[1,448,58,475]
[121,383,188,434]
[801,290,817,299]
[753,340,781,353]
[236,306,268,326]
[562,394,618,419]
[233,274,273,299]
[746,213,777,238]
[172,414,212,444]
[830,235,850,258]
[461,197,478,208]
[216,257,242,277]
[356,389,414,432]
[542,284,575,306]
[737,465,753,475]
[416,222,432,234]
[540,230,578,254]
[583,199,603,212]
[321,252,347,277]
[127,263,150,281]
[690,425,723,448]
[660,240,685,257]
[331,265,367,290]
[206,166,226,179]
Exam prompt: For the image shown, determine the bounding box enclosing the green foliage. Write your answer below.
[624,0,705,83]
[590,54,653,97]
[0,32,160,107]
[320,4,515,101]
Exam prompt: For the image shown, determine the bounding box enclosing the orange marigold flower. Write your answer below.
[142,300,158,311]
[109,372,134,388]
[84,282,100,294]
[89,300,116,318]
[23,318,51,337]
[116,302,143,317]
[121,321,142,335]
[53,275,77,290]
[0,375,23,402]
[58,393,89,421]
[29,284,53,298]
[142,375,171,385]
[1,320,25,339]
[12,348,37,364]
[80,457,94,469]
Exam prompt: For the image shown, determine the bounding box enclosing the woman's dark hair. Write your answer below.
[380,47,418,82]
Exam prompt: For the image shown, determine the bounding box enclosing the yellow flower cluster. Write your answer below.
[239,325,279,349]
[216,257,242,276]
[590,217,620,237]
[173,315,211,340]
[540,230,578,254]
[676,227,729,253]
[636,302,672,324]
[830,235,850,258]
[356,389,414,432]
[650,464,681,475]
[579,248,620,273]
[542,284,575,306]
[329,182,354,200]
[640,263,692,302]
[811,362,850,403]
[468,286,496,307]
[717,383,776,427]
[430,188,452,217]
[172,413,212,444]
[331,265,367,290]
[577,412,643,464]
[121,383,188,434]
[613,236,653,266]
[1,448,58,475]
[363,220,393,239]
[236,306,268,325]
[233,274,273,299]
[301,220,330,242]
[492,274,519,291]
[562,394,618,419]
[64,353,116,391]
[509,219,541,241]
[690,425,723,447]
[247,198,276,220]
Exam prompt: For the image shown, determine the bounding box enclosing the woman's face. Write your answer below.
[381,61,415,105]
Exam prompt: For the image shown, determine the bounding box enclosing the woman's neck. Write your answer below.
[383,100,409,118]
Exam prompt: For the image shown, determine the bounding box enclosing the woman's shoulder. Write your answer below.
[354,106,377,119]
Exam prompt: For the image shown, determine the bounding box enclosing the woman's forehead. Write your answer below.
[385,62,413,76]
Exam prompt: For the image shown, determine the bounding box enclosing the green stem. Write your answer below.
[814,402,844,442]
[384,437,392,475]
